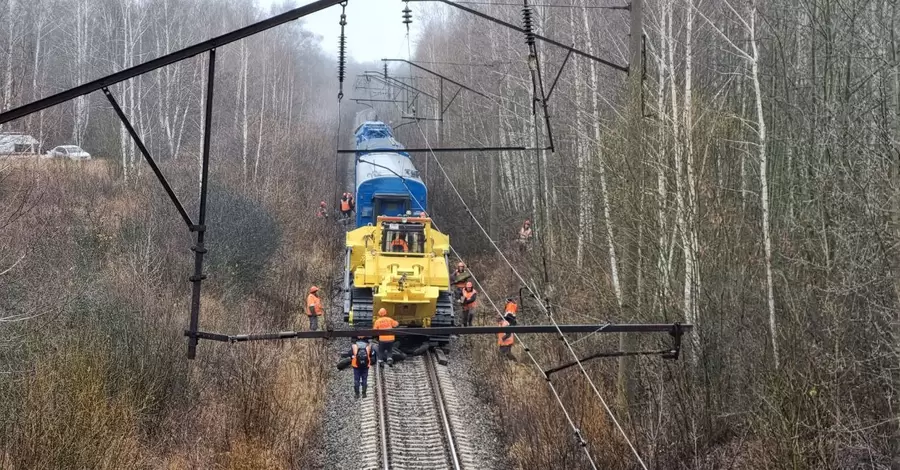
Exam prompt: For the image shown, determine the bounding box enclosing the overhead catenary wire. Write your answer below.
[409,117,651,470]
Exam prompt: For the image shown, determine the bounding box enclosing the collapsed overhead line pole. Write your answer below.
[352,98,408,103]
[362,72,438,101]
[383,58,488,99]
[192,322,691,343]
[337,146,551,153]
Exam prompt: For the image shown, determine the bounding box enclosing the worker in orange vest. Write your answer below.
[391,234,409,252]
[458,281,477,326]
[497,313,516,361]
[340,192,352,219]
[504,298,518,319]
[306,286,324,331]
[373,308,399,367]
[350,336,372,398]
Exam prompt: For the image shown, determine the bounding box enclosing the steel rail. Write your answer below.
[425,351,463,470]
[376,364,390,469]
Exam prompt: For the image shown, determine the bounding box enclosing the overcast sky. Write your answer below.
[256,0,425,63]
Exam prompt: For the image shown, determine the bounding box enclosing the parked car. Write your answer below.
[46,145,91,161]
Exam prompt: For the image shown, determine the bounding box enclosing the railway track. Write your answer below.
[355,351,477,470]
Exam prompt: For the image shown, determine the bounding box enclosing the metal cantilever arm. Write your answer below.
[0,0,345,125]
[407,0,629,74]
[383,59,489,99]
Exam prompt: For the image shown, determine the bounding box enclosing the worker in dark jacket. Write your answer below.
[336,337,376,398]
[351,337,372,398]
[449,262,471,300]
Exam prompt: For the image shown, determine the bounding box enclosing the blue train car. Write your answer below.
[353,120,427,227]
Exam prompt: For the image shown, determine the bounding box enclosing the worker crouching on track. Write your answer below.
[459,281,477,327]
[373,308,399,367]
[306,286,324,331]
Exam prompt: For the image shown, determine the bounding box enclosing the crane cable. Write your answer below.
[410,117,650,470]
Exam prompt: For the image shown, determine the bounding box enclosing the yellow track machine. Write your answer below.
[342,215,455,345]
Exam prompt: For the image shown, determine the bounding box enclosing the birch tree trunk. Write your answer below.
[254,55,268,184]
[571,8,587,268]
[4,0,15,112]
[749,3,779,369]
[241,41,249,185]
[683,0,701,355]
[73,0,91,146]
[579,0,622,309]
[654,3,671,313]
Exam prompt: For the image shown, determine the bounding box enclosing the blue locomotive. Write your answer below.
[352,118,427,227]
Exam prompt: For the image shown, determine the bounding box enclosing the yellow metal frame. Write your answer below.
[346,216,450,325]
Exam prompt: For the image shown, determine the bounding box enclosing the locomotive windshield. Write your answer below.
[381,222,425,254]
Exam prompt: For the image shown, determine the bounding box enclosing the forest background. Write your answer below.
[1,0,898,468]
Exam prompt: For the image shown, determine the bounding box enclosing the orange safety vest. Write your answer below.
[504,301,518,316]
[497,319,514,346]
[341,199,351,211]
[306,294,323,316]
[351,343,371,368]
[462,288,477,310]
[373,316,399,342]
[391,239,409,252]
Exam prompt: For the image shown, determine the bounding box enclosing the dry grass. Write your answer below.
[0,157,336,469]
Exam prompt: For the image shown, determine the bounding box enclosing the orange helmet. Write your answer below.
[524,219,531,225]
[378,308,387,317]
[465,281,473,289]
[320,201,326,207]
[309,286,319,293]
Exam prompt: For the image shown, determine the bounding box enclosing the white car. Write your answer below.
[47,145,91,161]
